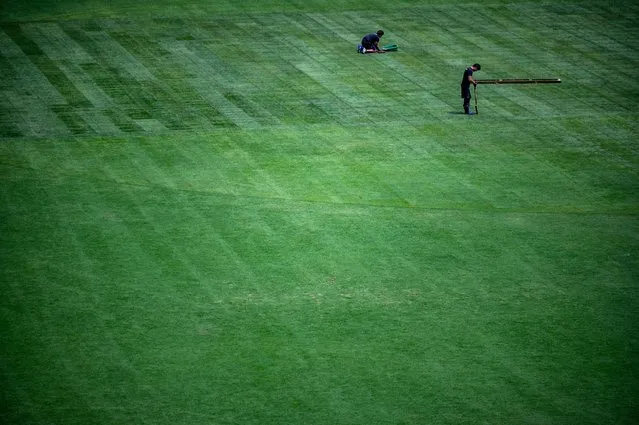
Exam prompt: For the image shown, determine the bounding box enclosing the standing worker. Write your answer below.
[461,63,481,115]
[358,30,385,54]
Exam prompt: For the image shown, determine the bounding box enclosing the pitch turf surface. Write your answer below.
[1,1,638,424]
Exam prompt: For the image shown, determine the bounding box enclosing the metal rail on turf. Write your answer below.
[476,78,561,84]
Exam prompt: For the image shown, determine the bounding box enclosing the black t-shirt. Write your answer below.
[461,67,473,89]
[361,33,380,46]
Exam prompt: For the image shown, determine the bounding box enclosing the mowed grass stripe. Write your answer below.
[61,23,183,131]
[443,7,629,117]
[540,118,639,210]
[7,135,636,418]
[20,23,112,108]
[55,140,342,375]
[484,5,636,95]
[187,42,280,126]
[0,166,152,422]
[472,4,636,85]
[14,120,628,215]
[0,28,74,137]
[3,5,638,138]
[32,129,624,304]
[63,24,157,82]
[591,2,639,55]
[324,10,465,112]
[163,44,260,129]
[195,16,332,125]
[71,47,176,131]
[0,27,67,104]
[30,135,261,297]
[8,23,102,134]
[2,118,633,216]
[106,30,234,130]
[259,13,396,116]
[1,3,638,422]
[304,12,366,46]
[2,131,638,425]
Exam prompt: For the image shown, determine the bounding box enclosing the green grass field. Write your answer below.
[1,1,638,424]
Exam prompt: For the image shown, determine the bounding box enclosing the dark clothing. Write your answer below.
[361,33,380,50]
[460,67,474,97]
[461,67,474,114]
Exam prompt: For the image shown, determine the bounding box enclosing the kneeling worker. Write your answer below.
[358,30,385,54]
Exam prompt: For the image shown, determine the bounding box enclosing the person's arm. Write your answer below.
[374,41,386,53]
[468,73,477,86]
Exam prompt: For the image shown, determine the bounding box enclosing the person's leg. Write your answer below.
[462,88,471,114]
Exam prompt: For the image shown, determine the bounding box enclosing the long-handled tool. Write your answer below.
[476,78,561,84]
[381,44,398,51]
[472,78,560,114]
